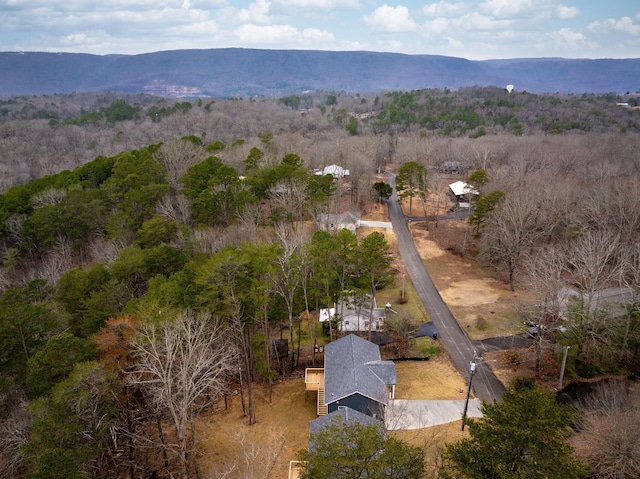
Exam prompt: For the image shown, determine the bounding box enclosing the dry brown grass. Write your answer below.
[197,378,316,479]
[196,190,535,478]
[197,357,471,479]
[410,220,527,340]
[395,357,469,400]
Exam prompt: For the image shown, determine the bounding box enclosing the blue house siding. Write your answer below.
[327,393,385,421]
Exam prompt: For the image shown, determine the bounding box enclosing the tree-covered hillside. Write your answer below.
[2,87,639,192]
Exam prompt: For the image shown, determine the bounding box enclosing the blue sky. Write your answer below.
[1,0,639,59]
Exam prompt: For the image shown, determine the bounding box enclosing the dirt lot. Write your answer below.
[407,217,527,340]
[198,378,316,479]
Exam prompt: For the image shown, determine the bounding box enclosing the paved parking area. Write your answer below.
[385,399,483,430]
[360,220,393,228]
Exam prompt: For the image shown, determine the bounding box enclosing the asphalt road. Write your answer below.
[386,173,505,404]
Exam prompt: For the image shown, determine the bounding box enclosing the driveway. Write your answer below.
[360,220,393,228]
[386,172,505,404]
[386,399,483,430]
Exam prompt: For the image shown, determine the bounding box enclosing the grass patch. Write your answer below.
[412,336,441,358]
[377,277,430,324]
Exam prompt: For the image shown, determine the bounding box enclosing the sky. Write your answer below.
[1,0,640,60]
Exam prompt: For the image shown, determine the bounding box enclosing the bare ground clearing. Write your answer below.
[408,219,527,340]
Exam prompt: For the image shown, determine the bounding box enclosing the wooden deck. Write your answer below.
[288,461,305,479]
[305,368,327,416]
[304,368,324,391]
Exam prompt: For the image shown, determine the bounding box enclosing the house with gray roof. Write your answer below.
[316,211,361,233]
[309,406,382,437]
[324,334,396,421]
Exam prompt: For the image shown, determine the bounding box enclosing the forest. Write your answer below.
[1,87,639,478]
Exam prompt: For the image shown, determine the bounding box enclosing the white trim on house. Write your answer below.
[315,164,350,178]
[316,211,361,232]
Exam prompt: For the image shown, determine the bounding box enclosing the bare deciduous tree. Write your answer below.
[574,380,640,478]
[522,244,568,372]
[211,432,285,479]
[0,391,30,479]
[269,238,306,371]
[562,230,624,372]
[154,139,203,185]
[128,311,236,479]
[481,187,549,291]
[156,193,193,226]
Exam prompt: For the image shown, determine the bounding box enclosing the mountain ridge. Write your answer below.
[1,48,639,97]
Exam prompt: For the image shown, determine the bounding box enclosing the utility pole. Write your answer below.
[461,352,478,431]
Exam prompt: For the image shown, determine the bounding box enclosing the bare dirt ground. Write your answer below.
[198,378,316,479]
[196,184,540,478]
[411,220,527,339]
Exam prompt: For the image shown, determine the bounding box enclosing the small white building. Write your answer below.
[449,181,479,208]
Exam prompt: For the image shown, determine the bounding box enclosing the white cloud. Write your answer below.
[232,23,334,46]
[423,17,450,34]
[556,27,585,42]
[480,0,535,19]
[62,33,99,46]
[387,39,403,48]
[189,0,227,7]
[422,1,469,17]
[340,40,370,50]
[556,5,578,20]
[233,23,297,42]
[444,36,464,49]
[1,0,639,58]
[364,5,419,33]
[236,0,272,24]
[550,27,595,52]
[456,12,512,31]
[607,16,640,36]
[274,0,361,9]
[588,16,640,37]
[301,27,335,40]
[169,20,220,35]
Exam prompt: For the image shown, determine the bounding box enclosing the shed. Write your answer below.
[449,181,479,207]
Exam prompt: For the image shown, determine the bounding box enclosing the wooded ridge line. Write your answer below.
[2,48,640,97]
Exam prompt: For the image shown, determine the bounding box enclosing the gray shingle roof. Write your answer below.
[324,334,395,406]
[309,406,382,436]
[317,211,361,225]
[366,360,397,386]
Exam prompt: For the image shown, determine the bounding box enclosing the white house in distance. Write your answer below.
[320,293,386,333]
[314,164,350,178]
[316,211,361,233]
[449,180,479,208]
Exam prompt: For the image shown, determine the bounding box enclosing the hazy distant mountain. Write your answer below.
[1,48,639,97]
